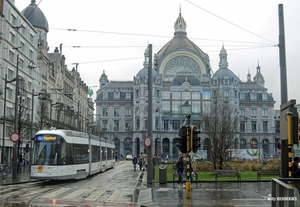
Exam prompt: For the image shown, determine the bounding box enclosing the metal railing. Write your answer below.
[271,178,300,207]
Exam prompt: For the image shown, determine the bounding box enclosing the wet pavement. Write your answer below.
[1,162,298,207]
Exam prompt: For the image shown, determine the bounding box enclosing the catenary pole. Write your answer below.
[147,44,153,185]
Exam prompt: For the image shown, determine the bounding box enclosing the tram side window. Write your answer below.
[92,145,100,162]
[101,147,106,161]
[74,144,89,164]
[107,147,112,159]
[58,139,74,165]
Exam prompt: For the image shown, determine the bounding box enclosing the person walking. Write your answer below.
[176,156,185,188]
[292,156,300,192]
[138,156,143,171]
[132,156,138,172]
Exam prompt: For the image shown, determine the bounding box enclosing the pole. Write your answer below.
[287,112,292,178]
[147,44,153,185]
[12,54,19,179]
[278,4,287,104]
[77,100,80,131]
[2,75,8,164]
[30,89,35,169]
[185,115,192,199]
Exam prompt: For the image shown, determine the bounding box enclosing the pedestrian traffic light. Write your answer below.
[292,113,299,144]
[177,126,187,153]
[191,125,201,153]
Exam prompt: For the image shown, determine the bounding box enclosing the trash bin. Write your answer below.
[159,165,167,184]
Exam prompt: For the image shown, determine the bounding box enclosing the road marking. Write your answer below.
[41,188,70,198]
[108,190,123,201]
[84,189,106,201]
[63,188,87,199]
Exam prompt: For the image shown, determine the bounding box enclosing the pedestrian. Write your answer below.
[176,156,185,188]
[138,156,143,171]
[132,156,138,171]
[292,156,300,192]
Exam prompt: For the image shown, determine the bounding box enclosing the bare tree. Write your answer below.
[202,101,238,170]
[36,91,51,129]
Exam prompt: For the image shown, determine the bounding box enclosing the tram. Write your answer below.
[30,129,115,180]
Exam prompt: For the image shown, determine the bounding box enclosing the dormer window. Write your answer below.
[262,93,267,101]
[250,92,256,101]
[114,90,120,100]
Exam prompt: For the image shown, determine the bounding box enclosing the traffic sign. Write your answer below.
[10,132,20,143]
[144,136,152,148]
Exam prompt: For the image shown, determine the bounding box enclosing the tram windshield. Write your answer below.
[32,134,61,165]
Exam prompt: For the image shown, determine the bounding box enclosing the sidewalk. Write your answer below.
[137,170,285,207]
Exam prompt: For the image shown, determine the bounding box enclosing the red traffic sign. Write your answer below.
[10,132,20,143]
[144,136,152,148]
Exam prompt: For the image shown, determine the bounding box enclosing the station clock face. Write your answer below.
[182,81,191,91]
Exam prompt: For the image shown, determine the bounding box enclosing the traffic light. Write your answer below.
[191,125,201,153]
[292,114,299,144]
[177,126,187,153]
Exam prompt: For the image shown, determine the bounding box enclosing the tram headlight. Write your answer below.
[47,167,56,171]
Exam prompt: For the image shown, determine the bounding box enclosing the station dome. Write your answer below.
[21,0,49,32]
[156,10,206,63]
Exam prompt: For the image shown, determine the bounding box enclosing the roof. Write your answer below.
[21,0,49,32]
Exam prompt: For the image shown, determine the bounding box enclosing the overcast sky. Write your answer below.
[15,0,300,110]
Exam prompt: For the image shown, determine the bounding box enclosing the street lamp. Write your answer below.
[2,74,16,164]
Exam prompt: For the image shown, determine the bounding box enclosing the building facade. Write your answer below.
[95,10,276,159]
[0,0,93,163]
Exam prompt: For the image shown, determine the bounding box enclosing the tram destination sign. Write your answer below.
[36,135,56,141]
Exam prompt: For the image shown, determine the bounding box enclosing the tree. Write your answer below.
[202,101,238,170]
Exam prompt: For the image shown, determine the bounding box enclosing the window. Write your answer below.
[164,120,169,130]
[182,91,191,99]
[202,91,210,100]
[10,32,16,45]
[125,108,131,117]
[240,93,245,100]
[240,121,245,132]
[29,49,33,59]
[114,108,119,117]
[102,108,108,117]
[156,90,160,98]
[155,119,159,130]
[262,109,268,118]
[250,92,256,101]
[263,121,268,132]
[9,51,14,62]
[240,109,245,117]
[224,89,229,97]
[172,120,180,130]
[11,14,17,25]
[172,92,180,99]
[125,121,131,131]
[126,92,131,100]
[136,119,140,130]
[162,91,170,99]
[251,121,257,132]
[262,93,267,101]
[251,109,257,118]
[114,120,119,131]
[114,90,120,100]
[250,139,258,149]
[135,89,140,98]
[103,91,108,100]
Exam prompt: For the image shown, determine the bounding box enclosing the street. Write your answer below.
[0,161,139,207]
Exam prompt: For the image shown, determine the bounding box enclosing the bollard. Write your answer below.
[186,180,191,198]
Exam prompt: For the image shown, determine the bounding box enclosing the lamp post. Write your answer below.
[2,74,16,164]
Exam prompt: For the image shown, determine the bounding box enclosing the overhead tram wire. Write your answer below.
[50,27,273,46]
[185,0,278,45]
[65,57,143,66]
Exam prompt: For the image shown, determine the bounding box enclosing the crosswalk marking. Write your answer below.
[84,189,106,201]
[108,190,122,201]
[63,188,87,199]
[41,187,71,198]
